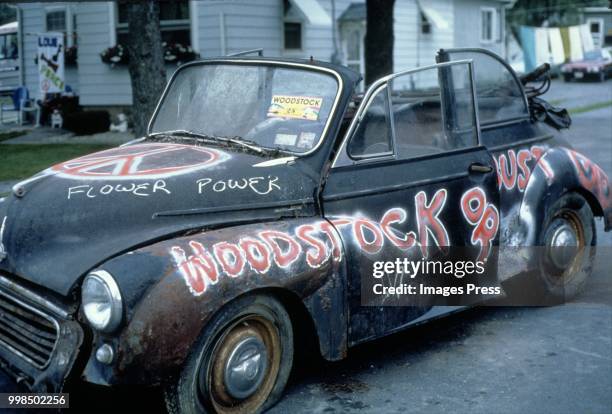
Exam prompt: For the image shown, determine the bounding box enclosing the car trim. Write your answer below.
[0,288,60,369]
[487,134,553,152]
[153,197,315,218]
[322,170,470,202]
[0,275,70,319]
[147,59,345,157]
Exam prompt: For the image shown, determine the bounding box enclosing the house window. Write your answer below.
[588,18,604,48]
[420,12,431,35]
[284,22,302,50]
[45,7,76,47]
[0,33,17,60]
[117,1,190,46]
[480,7,495,43]
[46,10,66,32]
[283,0,303,50]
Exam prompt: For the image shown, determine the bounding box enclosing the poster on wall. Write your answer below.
[37,32,64,95]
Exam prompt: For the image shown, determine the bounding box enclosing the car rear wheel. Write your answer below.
[165,294,294,414]
[537,193,596,301]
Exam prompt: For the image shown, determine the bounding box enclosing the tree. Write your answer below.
[124,1,167,137]
[364,0,395,86]
[0,4,16,26]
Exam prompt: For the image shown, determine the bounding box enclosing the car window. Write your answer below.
[442,51,528,125]
[152,63,339,153]
[389,63,477,160]
[348,86,393,158]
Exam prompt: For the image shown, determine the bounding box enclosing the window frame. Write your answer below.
[283,20,304,51]
[437,48,530,129]
[114,1,192,47]
[337,59,480,167]
[44,5,75,47]
[480,7,496,44]
[347,84,395,160]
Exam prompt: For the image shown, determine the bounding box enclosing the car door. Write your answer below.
[322,61,501,345]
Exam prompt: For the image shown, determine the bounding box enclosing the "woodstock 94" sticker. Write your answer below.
[267,95,322,121]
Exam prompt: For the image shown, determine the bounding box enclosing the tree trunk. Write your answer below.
[365,0,395,86]
[125,1,166,137]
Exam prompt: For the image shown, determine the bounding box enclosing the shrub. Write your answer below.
[63,111,110,135]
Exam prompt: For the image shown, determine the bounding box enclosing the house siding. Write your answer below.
[17,0,509,107]
[395,0,455,72]
[20,2,79,100]
[75,2,132,106]
[453,0,505,57]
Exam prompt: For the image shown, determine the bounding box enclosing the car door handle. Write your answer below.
[469,163,494,174]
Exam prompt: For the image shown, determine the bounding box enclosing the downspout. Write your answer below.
[219,11,226,55]
[15,5,25,87]
[331,0,341,64]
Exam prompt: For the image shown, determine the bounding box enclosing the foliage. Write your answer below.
[100,44,128,66]
[508,0,608,28]
[0,4,16,26]
[101,42,199,67]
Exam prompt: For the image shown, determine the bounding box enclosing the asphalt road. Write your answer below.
[0,79,610,414]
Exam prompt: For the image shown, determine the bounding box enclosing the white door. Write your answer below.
[587,18,604,49]
[341,23,365,90]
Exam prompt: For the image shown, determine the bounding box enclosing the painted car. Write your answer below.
[0,49,610,414]
[561,48,612,82]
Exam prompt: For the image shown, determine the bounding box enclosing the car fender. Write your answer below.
[81,218,347,386]
[512,147,611,267]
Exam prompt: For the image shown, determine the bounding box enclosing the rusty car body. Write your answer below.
[0,49,610,413]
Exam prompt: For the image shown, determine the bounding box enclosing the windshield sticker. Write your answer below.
[267,95,323,121]
[274,133,297,146]
[297,132,317,149]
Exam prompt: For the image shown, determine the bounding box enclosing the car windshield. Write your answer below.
[583,50,603,61]
[151,63,340,153]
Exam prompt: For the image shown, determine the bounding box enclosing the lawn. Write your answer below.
[0,144,113,181]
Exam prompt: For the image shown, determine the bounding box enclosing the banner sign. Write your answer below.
[38,32,64,94]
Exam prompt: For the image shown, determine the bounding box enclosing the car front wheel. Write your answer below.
[538,193,596,301]
[165,294,294,414]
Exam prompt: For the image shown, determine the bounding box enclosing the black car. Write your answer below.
[0,49,610,413]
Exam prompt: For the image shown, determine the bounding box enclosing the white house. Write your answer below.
[15,0,511,109]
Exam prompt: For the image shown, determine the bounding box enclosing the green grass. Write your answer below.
[0,130,27,142]
[568,100,612,115]
[0,144,113,181]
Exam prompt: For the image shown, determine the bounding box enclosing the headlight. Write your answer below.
[82,270,123,332]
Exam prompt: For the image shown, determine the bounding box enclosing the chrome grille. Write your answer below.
[0,289,59,369]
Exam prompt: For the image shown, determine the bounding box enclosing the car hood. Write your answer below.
[0,142,318,296]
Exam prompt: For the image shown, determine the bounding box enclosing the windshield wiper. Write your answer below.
[149,130,289,156]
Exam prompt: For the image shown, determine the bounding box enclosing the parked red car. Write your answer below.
[561,48,612,82]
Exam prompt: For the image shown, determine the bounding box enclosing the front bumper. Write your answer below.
[0,275,83,392]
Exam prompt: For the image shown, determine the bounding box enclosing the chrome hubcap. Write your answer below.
[223,336,268,399]
[548,221,579,269]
